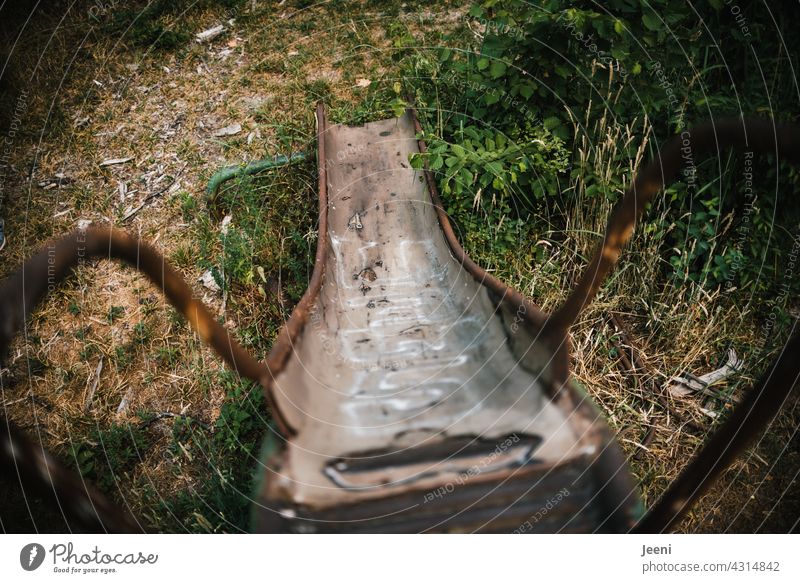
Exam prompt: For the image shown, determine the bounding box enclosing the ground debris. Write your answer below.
[199,270,221,294]
[667,349,743,402]
[100,157,133,167]
[83,357,104,412]
[196,25,225,43]
[213,123,242,137]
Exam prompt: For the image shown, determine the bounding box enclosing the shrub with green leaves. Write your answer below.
[408,0,800,297]
[410,121,568,265]
[412,123,568,204]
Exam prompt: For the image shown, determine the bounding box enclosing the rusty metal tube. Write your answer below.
[0,226,271,531]
[547,117,800,531]
[550,118,800,330]
[0,226,269,383]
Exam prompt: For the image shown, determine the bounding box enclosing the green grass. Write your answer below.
[140,372,267,533]
[72,421,150,493]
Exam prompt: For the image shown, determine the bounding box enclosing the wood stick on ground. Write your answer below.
[608,312,704,454]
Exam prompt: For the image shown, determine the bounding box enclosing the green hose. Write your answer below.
[206,152,306,218]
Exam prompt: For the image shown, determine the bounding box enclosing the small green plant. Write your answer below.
[154,345,180,367]
[107,306,125,324]
[386,20,416,49]
[114,345,133,371]
[178,191,198,221]
[214,371,266,455]
[72,423,149,492]
[141,371,268,532]
[332,81,408,126]
[133,322,151,345]
[79,343,100,360]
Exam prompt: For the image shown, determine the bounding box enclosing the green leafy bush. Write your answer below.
[410,121,568,264]
[408,0,800,296]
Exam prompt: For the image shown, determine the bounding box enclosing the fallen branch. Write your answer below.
[122,164,187,222]
[139,411,210,431]
[83,356,104,412]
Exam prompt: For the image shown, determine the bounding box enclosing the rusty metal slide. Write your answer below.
[253,106,641,532]
[1,105,798,533]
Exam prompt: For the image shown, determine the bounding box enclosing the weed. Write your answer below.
[140,371,267,532]
[72,422,149,493]
[107,305,125,324]
[154,345,180,367]
[113,345,133,371]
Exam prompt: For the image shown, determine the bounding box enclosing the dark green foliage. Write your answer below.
[72,422,149,492]
[409,0,800,295]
